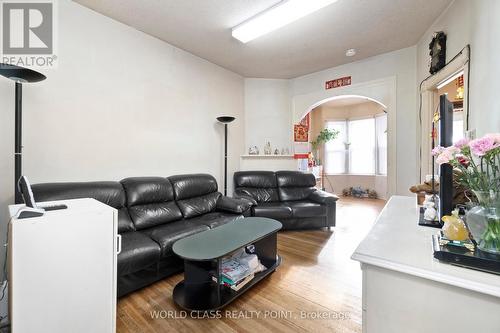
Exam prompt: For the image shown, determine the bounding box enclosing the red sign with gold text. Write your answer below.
[325,76,351,90]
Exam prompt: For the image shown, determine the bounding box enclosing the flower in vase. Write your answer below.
[469,136,499,156]
[431,146,444,156]
[456,155,470,168]
[485,133,500,144]
[454,138,470,149]
[435,146,460,165]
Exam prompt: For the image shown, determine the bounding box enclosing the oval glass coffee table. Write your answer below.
[172,217,282,311]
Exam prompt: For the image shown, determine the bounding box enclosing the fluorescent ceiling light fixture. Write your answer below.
[232,0,338,43]
[437,70,464,89]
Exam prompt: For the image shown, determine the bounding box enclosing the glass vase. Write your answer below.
[466,191,500,254]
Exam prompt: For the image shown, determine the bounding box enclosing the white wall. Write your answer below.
[416,0,500,136]
[0,0,244,279]
[244,79,292,153]
[245,47,417,194]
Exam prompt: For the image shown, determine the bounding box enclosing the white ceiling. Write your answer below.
[75,0,452,79]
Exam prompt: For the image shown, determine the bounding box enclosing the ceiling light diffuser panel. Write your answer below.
[232,0,339,43]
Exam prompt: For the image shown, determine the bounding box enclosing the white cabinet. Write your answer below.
[8,198,119,333]
[352,196,500,333]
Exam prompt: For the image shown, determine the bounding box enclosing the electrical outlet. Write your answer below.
[466,129,476,140]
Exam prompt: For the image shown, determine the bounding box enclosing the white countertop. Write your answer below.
[351,196,500,298]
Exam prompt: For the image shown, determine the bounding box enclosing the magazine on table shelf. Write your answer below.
[212,246,266,290]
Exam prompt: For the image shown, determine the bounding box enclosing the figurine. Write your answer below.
[274,148,280,155]
[248,146,259,155]
[442,210,469,241]
[281,148,286,155]
[264,142,272,155]
[423,195,438,221]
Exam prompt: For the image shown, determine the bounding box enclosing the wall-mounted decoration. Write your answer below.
[429,31,446,74]
[294,124,308,142]
[325,76,351,90]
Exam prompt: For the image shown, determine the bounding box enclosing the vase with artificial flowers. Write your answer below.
[433,133,500,254]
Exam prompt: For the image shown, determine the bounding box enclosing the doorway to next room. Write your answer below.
[303,96,388,199]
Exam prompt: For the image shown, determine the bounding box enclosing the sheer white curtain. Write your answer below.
[348,118,375,174]
[375,114,387,175]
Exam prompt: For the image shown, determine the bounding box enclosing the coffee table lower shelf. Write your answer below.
[173,256,281,311]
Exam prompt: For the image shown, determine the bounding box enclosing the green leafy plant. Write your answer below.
[310,128,339,151]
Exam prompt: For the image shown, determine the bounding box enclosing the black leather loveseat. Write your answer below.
[31,174,252,297]
[234,171,338,230]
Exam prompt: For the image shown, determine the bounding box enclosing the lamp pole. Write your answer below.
[15,82,23,204]
[0,63,46,203]
[216,116,235,196]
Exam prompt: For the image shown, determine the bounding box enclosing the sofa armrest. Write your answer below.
[216,196,254,214]
[308,190,339,205]
[232,189,258,206]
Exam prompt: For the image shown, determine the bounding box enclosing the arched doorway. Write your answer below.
[305,95,388,199]
[292,77,397,196]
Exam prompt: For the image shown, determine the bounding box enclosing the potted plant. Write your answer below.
[433,133,500,253]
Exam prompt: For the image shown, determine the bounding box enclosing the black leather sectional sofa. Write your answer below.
[234,171,339,230]
[31,171,338,297]
[31,174,252,297]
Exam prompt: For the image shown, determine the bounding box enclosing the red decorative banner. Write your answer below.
[294,125,308,142]
[325,76,351,90]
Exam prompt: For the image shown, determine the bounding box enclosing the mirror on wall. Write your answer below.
[436,71,466,143]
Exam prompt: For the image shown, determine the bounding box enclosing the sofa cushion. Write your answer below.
[276,171,316,201]
[187,212,243,229]
[128,202,183,230]
[121,177,174,206]
[176,192,221,219]
[234,171,277,188]
[234,171,279,202]
[141,221,210,258]
[252,202,293,219]
[168,174,218,200]
[284,201,327,218]
[31,181,135,233]
[121,177,182,230]
[118,232,161,276]
[234,188,279,203]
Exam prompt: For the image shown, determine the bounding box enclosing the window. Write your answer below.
[452,111,464,144]
[325,114,387,175]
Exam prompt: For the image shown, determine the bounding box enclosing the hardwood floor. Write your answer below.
[117,197,386,333]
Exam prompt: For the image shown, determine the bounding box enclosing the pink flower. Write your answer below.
[435,146,460,165]
[431,146,444,156]
[469,136,499,156]
[454,138,470,149]
[485,133,500,144]
[457,155,470,168]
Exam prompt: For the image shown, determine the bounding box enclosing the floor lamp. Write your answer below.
[0,63,46,204]
[216,116,235,196]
